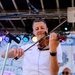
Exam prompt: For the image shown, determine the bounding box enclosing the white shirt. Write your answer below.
[21,43,62,75]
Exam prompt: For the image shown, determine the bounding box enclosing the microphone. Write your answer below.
[3,30,20,44]
[27,3,39,14]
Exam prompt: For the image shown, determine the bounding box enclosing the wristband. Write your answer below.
[50,52,57,56]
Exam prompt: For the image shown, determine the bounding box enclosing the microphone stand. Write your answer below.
[1,39,11,75]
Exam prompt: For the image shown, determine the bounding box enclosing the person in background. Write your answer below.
[62,67,72,75]
[1,18,63,75]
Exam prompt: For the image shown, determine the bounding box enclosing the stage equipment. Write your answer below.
[1,30,20,75]
[27,2,39,14]
[23,35,29,42]
[0,36,2,42]
[31,36,37,42]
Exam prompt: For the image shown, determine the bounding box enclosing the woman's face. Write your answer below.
[33,21,48,40]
